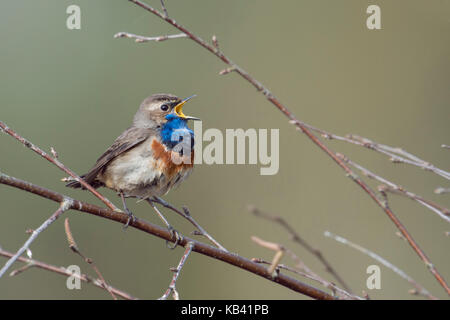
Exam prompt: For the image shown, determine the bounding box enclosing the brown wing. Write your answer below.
[66,127,153,189]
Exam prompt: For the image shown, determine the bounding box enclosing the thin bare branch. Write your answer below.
[0,199,72,278]
[251,236,285,275]
[0,247,137,300]
[249,206,351,292]
[251,236,361,300]
[50,147,58,159]
[0,120,120,211]
[114,32,187,43]
[307,128,450,181]
[212,35,219,49]
[219,67,235,75]
[159,241,194,300]
[160,0,168,18]
[336,153,450,223]
[380,184,450,222]
[324,231,437,300]
[64,218,117,300]
[435,187,450,195]
[252,258,363,300]
[151,197,227,251]
[9,262,35,277]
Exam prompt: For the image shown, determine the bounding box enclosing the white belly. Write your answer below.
[100,138,192,198]
[101,140,161,196]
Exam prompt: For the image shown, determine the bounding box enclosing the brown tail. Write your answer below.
[65,175,104,189]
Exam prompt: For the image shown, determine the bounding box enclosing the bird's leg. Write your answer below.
[146,198,183,249]
[119,192,136,229]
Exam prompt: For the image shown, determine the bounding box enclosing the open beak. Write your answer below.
[174,95,200,120]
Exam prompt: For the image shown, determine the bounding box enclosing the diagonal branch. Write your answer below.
[251,236,361,300]
[324,231,437,300]
[308,131,450,181]
[336,153,450,223]
[158,241,194,300]
[64,218,118,300]
[0,120,119,211]
[0,199,72,278]
[159,0,168,18]
[249,206,351,292]
[151,196,227,251]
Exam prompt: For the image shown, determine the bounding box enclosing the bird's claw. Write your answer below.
[123,210,137,230]
[166,226,183,249]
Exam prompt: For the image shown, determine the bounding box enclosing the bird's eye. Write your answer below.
[160,104,169,111]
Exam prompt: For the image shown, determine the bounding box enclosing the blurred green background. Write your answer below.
[0,0,449,299]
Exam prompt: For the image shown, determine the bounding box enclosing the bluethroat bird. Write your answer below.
[66,93,199,235]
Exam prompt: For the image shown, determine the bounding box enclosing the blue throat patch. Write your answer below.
[161,114,195,150]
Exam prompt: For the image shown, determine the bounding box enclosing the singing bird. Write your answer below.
[66,93,199,229]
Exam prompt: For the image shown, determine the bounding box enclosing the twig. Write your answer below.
[435,187,450,195]
[251,236,314,280]
[212,35,219,49]
[114,32,187,43]
[9,262,35,277]
[160,0,168,18]
[379,184,450,222]
[249,206,351,292]
[151,197,227,252]
[159,241,194,300]
[251,258,362,300]
[250,236,285,276]
[0,199,72,278]
[251,236,361,300]
[336,153,450,222]
[219,67,235,75]
[0,120,120,211]
[324,231,437,300]
[64,218,117,300]
[146,199,180,248]
[119,0,449,295]
[0,173,335,299]
[342,135,450,180]
[308,129,450,181]
[0,247,136,300]
[50,147,58,159]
